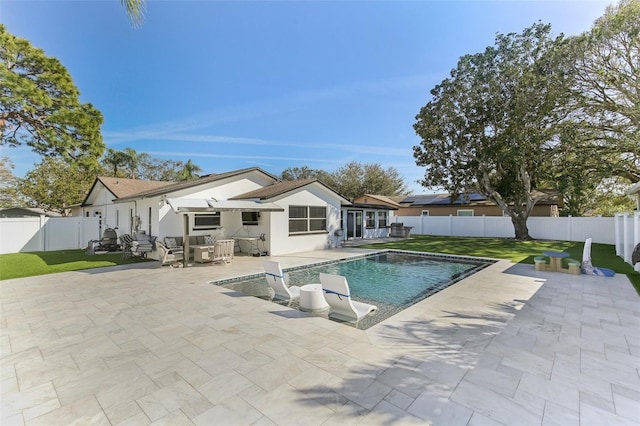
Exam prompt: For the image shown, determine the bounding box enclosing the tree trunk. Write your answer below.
[511,214,532,241]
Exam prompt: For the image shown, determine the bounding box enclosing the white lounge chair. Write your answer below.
[156,240,184,267]
[582,238,615,277]
[263,260,301,301]
[319,273,377,322]
[209,239,235,265]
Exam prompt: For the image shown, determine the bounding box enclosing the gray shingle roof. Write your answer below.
[115,167,279,201]
[231,179,351,203]
[400,190,560,206]
[97,177,174,199]
[231,179,318,200]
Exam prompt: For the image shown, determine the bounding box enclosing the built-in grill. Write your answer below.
[390,223,413,238]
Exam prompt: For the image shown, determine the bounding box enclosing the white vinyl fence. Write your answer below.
[614,212,640,272]
[0,216,100,254]
[397,213,640,271]
[398,215,616,244]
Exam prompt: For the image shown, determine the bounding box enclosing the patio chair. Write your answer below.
[156,240,184,267]
[581,238,615,277]
[208,239,235,265]
[319,273,377,322]
[119,234,135,260]
[120,233,154,260]
[263,260,301,301]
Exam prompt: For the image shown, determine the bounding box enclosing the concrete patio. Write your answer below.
[1,248,639,425]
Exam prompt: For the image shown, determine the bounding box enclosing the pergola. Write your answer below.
[166,198,284,267]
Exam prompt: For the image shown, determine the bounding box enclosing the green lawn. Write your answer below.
[0,250,151,280]
[359,235,640,294]
[1,237,638,295]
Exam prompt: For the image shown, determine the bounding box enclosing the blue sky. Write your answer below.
[2,0,612,193]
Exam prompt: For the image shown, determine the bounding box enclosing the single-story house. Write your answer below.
[80,167,355,258]
[354,191,561,217]
[0,207,62,218]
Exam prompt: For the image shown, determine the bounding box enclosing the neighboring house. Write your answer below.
[346,195,399,239]
[80,168,352,257]
[354,191,561,217]
[0,207,62,218]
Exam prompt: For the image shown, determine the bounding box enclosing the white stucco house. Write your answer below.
[80,167,355,257]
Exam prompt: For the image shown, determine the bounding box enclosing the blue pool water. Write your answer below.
[213,250,493,329]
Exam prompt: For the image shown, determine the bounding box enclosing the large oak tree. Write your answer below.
[570,0,639,183]
[413,23,572,240]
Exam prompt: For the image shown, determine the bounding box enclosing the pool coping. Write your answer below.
[209,249,497,286]
[210,249,498,329]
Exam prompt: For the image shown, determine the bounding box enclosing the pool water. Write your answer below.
[214,250,493,329]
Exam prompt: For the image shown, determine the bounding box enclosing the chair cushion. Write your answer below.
[165,237,178,248]
[204,235,215,245]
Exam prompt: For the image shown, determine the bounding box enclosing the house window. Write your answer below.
[194,213,221,230]
[421,210,430,216]
[366,211,376,228]
[289,206,326,234]
[457,209,474,216]
[378,211,388,228]
[242,211,259,226]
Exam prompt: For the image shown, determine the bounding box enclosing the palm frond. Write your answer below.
[121,0,146,28]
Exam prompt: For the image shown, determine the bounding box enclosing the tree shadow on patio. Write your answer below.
[292,300,530,424]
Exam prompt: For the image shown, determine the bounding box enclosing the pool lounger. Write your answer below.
[320,273,377,322]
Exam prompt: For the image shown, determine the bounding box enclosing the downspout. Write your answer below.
[133,200,138,234]
[183,212,190,267]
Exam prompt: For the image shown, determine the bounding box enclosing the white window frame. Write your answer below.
[421,210,430,216]
[365,211,376,228]
[289,205,327,235]
[457,209,474,216]
[377,211,388,228]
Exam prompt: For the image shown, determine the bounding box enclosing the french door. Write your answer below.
[347,211,363,239]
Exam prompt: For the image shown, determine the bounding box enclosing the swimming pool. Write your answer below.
[213,250,494,329]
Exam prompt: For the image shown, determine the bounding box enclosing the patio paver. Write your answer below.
[1,249,639,425]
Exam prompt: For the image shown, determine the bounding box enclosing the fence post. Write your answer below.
[623,213,631,263]
[76,217,82,250]
[635,212,640,272]
[39,214,47,252]
[448,214,453,237]
[614,214,622,256]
